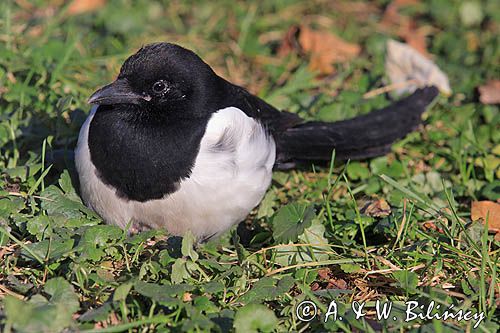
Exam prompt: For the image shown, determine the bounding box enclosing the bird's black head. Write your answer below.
[88,42,226,119]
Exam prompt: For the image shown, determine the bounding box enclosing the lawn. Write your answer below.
[0,0,499,332]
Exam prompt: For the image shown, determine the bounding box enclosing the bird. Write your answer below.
[75,42,439,242]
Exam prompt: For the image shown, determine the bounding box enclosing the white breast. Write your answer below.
[75,106,276,239]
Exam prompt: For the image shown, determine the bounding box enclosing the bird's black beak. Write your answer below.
[88,78,151,105]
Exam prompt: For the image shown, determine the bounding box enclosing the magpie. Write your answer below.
[75,42,438,241]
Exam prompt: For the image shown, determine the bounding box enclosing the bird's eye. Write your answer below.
[152,80,167,94]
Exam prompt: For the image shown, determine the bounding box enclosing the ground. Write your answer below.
[0,0,499,332]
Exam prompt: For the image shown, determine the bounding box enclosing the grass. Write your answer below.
[0,0,499,332]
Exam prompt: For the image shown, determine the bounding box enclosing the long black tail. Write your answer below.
[275,86,439,168]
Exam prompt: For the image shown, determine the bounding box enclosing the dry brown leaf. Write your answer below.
[326,278,348,290]
[317,268,330,280]
[403,27,430,58]
[67,0,106,15]
[471,201,500,232]
[278,25,360,75]
[362,198,392,217]
[277,25,300,57]
[182,292,193,302]
[332,2,381,20]
[15,0,35,10]
[478,80,500,105]
[381,2,411,32]
[380,1,430,58]
[315,268,349,290]
[422,220,445,234]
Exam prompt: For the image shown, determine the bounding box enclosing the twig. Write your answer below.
[7,191,55,201]
[363,79,418,99]
[265,258,364,276]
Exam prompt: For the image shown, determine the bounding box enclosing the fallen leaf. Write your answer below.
[317,268,330,280]
[362,198,392,217]
[385,39,452,96]
[422,219,446,234]
[67,0,106,15]
[471,201,500,232]
[278,25,360,75]
[277,26,300,57]
[332,2,380,20]
[182,292,193,302]
[403,27,430,58]
[380,1,430,58]
[15,0,35,10]
[326,278,348,290]
[395,0,420,5]
[381,1,412,33]
[315,268,349,290]
[478,80,500,105]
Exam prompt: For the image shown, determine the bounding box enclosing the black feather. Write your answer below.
[273,87,439,166]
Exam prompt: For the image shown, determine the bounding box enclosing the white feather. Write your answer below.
[75,106,276,239]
